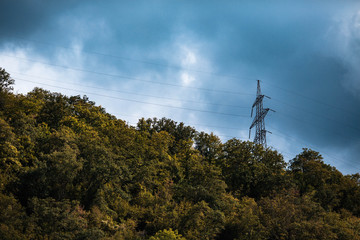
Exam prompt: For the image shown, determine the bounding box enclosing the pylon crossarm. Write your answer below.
[261,108,270,118]
[252,95,264,108]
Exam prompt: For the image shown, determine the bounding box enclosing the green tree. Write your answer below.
[28,197,103,240]
[0,68,14,92]
[16,127,82,204]
[341,174,360,216]
[289,148,345,211]
[0,118,20,188]
[149,229,186,240]
[0,193,27,240]
[0,68,14,112]
[218,194,266,240]
[258,189,360,240]
[195,132,222,164]
[178,201,225,240]
[175,153,227,207]
[137,117,196,155]
[221,139,287,199]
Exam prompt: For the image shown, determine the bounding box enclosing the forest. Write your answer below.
[1,67,360,239]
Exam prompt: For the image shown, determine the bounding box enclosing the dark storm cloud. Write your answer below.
[0,1,85,41]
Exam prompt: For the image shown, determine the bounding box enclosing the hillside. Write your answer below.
[1,68,360,239]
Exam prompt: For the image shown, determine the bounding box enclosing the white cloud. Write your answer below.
[0,45,84,95]
[180,72,195,86]
[180,45,197,66]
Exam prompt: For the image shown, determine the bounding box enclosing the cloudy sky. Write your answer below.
[1,1,360,174]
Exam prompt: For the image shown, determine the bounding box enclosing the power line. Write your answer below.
[4,53,358,130]
[276,111,358,142]
[268,125,360,172]
[263,81,360,119]
[11,36,257,81]
[269,146,295,160]
[11,69,360,136]
[10,71,250,109]
[10,67,360,138]
[271,97,360,132]
[2,55,254,96]
[15,78,250,118]
[5,37,359,120]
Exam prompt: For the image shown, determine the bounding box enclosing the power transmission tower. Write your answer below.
[249,80,274,147]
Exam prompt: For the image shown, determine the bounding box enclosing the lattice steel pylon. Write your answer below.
[249,80,274,147]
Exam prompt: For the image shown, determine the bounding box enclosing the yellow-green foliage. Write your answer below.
[0,68,360,239]
[149,229,186,240]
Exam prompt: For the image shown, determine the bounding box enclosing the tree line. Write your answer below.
[1,68,360,239]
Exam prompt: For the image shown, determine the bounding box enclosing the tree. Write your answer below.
[0,68,14,93]
[149,229,186,240]
[289,148,346,211]
[28,197,103,240]
[177,201,225,240]
[218,195,266,240]
[174,153,227,207]
[0,118,20,187]
[0,193,27,240]
[194,132,222,164]
[289,148,323,173]
[259,190,360,240]
[221,139,287,199]
[136,118,196,155]
[0,68,15,112]
[341,174,360,216]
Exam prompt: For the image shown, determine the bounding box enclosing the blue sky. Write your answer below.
[1,1,360,174]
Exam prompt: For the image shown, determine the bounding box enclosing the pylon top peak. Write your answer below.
[257,80,261,96]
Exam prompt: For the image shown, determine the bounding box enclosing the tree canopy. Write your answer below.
[0,68,359,239]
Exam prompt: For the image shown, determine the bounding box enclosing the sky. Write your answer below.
[1,0,360,174]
